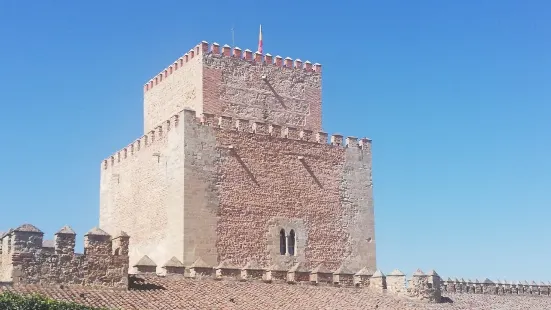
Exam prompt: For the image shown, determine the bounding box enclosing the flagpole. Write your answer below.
[258,24,263,54]
[231,24,235,46]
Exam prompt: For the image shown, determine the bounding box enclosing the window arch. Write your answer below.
[279,229,286,255]
[288,230,296,256]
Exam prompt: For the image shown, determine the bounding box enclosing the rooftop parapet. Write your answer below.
[126,257,454,302]
[102,109,371,171]
[143,41,321,93]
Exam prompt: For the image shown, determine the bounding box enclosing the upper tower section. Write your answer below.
[142,41,323,134]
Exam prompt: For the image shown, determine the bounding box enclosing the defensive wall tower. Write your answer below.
[99,41,376,274]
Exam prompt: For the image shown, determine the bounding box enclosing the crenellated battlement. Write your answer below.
[102,108,370,170]
[143,41,321,93]
[0,224,129,289]
[130,255,441,303]
[442,277,551,296]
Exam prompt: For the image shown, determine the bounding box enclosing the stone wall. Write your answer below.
[100,108,375,272]
[190,111,374,271]
[99,113,186,269]
[0,224,129,289]
[202,47,322,132]
[143,43,204,134]
[142,41,323,134]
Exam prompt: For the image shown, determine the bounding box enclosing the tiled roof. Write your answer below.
[3,275,551,310]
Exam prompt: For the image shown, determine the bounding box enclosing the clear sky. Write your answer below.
[0,0,550,282]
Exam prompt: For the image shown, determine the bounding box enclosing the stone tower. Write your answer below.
[99,41,376,273]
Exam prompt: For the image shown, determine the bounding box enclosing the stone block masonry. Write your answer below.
[0,224,129,289]
[100,107,376,273]
[143,41,322,134]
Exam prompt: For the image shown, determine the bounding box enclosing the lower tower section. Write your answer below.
[100,109,375,272]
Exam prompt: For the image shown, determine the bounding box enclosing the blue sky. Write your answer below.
[0,0,550,281]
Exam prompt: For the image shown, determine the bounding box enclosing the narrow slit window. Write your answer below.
[279,229,286,255]
[288,230,295,256]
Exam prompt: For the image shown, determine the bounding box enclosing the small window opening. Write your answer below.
[279,229,286,255]
[288,230,295,256]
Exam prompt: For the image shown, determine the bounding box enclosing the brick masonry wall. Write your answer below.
[100,117,186,269]
[202,53,322,132]
[182,111,375,271]
[143,53,203,134]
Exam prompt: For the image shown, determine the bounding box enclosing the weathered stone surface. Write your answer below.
[134,255,157,273]
[0,225,129,288]
[134,255,156,267]
[163,256,184,267]
[42,240,54,248]
[14,224,42,233]
[387,269,406,294]
[203,54,321,131]
[143,48,203,133]
[56,225,76,235]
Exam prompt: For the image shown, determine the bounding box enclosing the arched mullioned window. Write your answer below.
[288,230,296,256]
[279,229,286,255]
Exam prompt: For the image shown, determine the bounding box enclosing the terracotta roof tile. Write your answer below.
[3,275,551,310]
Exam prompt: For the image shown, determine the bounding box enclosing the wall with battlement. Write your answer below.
[142,41,322,134]
[442,277,551,296]
[0,224,129,289]
[132,255,442,303]
[100,108,375,273]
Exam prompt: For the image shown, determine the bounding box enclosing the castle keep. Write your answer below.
[99,41,376,273]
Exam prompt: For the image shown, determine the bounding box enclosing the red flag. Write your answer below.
[258,24,263,54]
